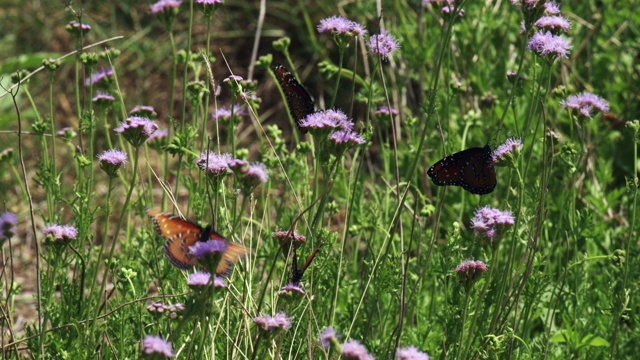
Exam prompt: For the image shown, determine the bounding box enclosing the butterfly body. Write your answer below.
[427,145,496,195]
[272,63,314,133]
[146,209,248,275]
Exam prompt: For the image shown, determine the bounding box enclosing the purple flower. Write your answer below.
[300,109,348,132]
[223,75,243,83]
[66,20,91,37]
[367,30,400,59]
[560,92,610,118]
[147,302,184,319]
[319,326,337,350]
[317,16,367,37]
[98,149,128,166]
[189,239,227,259]
[0,212,17,242]
[455,260,487,290]
[85,67,114,87]
[196,0,223,16]
[115,116,159,147]
[252,312,292,331]
[238,162,269,194]
[396,346,430,360]
[92,91,115,104]
[534,16,571,33]
[341,339,375,360]
[150,0,182,14]
[228,159,248,173]
[546,129,560,140]
[212,107,232,121]
[147,128,168,143]
[375,106,399,116]
[527,30,572,60]
[67,20,92,32]
[187,271,227,289]
[280,282,306,296]
[196,151,232,176]
[329,129,366,147]
[130,105,158,118]
[142,335,173,357]
[471,206,515,243]
[544,1,561,14]
[147,302,169,313]
[43,224,78,243]
[187,271,211,287]
[57,127,77,139]
[213,275,227,288]
[442,5,465,17]
[98,149,127,177]
[491,138,522,165]
[272,230,307,244]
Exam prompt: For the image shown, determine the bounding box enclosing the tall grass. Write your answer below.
[0,0,638,359]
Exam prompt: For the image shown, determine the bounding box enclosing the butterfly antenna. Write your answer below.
[146,160,182,218]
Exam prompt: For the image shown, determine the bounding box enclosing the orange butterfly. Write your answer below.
[146,209,249,275]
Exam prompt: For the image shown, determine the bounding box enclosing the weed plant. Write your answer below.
[0,0,639,359]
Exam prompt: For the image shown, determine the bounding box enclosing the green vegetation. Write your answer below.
[0,0,638,358]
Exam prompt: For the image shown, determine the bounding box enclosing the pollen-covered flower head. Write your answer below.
[98,149,127,177]
[238,162,269,195]
[147,128,169,151]
[317,16,367,38]
[189,240,228,275]
[280,282,306,297]
[375,105,399,116]
[43,224,78,245]
[299,109,351,134]
[114,116,159,147]
[0,212,17,242]
[544,1,561,14]
[534,15,571,33]
[319,326,338,350]
[491,138,522,166]
[367,30,400,59]
[187,271,227,289]
[527,30,572,61]
[328,129,366,154]
[150,0,182,14]
[196,0,223,17]
[189,239,228,259]
[130,105,158,118]
[471,206,515,244]
[455,260,487,290]
[560,92,610,119]
[92,91,115,105]
[85,67,114,87]
[196,151,232,177]
[341,339,375,360]
[142,335,173,358]
[252,312,292,332]
[396,346,430,360]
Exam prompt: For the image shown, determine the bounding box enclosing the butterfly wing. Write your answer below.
[427,145,496,195]
[146,208,202,269]
[272,64,314,133]
[215,238,250,276]
[460,145,496,195]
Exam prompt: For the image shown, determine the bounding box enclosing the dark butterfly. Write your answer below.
[146,209,249,275]
[427,144,496,195]
[291,240,324,284]
[272,63,315,133]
